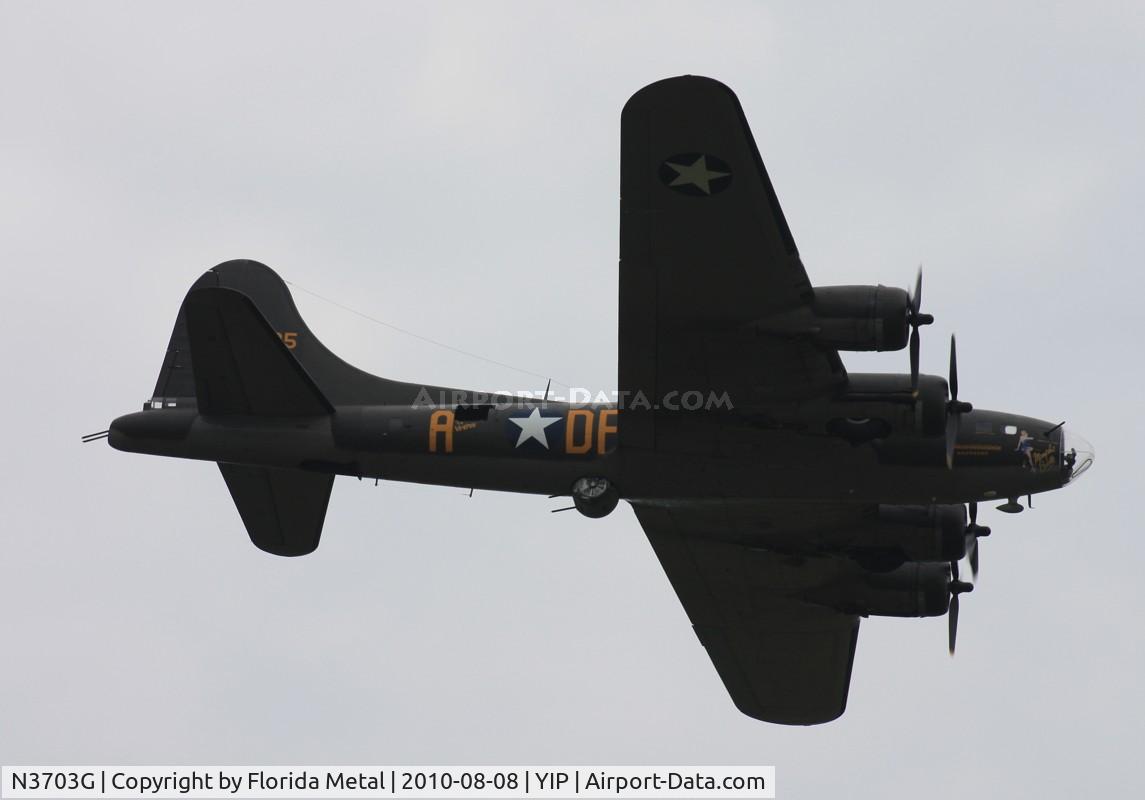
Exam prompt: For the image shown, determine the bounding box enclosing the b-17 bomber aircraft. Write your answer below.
[97,76,1094,725]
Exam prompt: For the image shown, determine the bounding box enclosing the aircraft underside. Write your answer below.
[99,75,1093,725]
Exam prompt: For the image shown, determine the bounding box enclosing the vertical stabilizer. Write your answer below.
[150,259,446,410]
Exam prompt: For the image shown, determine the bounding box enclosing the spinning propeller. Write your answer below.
[947,559,974,655]
[903,272,972,469]
[947,503,991,653]
[965,501,991,578]
[945,335,973,469]
[908,269,935,391]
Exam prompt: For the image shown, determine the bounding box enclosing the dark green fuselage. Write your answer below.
[109,378,1073,507]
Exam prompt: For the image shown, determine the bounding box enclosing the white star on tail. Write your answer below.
[509,407,561,449]
[665,155,729,195]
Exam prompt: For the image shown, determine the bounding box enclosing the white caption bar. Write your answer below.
[2,766,774,799]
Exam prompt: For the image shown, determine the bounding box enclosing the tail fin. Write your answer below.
[145,258,428,557]
[183,287,332,416]
[150,259,433,410]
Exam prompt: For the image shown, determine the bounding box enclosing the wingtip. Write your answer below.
[622,75,737,116]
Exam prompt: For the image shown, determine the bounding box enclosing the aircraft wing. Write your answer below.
[633,502,861,725]
[619,76,845,451]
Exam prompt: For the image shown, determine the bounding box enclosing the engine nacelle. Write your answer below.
[809,284,910,351]
[830,505,968,569]
[807,562,952,618]
[870,504,968,562]
[750,285,910,352]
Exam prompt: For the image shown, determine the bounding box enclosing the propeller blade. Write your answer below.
[949,334,959,402]
[910,327,920,390]
[944,336,974,469]
[964,502,989,577]
[946,411,959,469]
[948,594,959,655]
[905,268,932,391]
[947,563,973,655]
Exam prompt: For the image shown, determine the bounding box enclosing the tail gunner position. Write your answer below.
[99,77,1093,725]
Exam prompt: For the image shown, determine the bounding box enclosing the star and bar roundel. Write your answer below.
[658,153,733,196]
[506,407,618,456]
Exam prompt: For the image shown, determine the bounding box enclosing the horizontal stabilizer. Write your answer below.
[219,464,334,556]
[185,287,333,416]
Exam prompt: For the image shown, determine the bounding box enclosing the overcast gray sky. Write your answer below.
[1,1,1142,796]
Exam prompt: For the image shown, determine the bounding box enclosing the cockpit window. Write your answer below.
[1004,424,1018,435]
[1060,428,1095,484]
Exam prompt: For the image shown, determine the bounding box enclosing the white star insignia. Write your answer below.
[665,155,729,195]
[508,407,561,449]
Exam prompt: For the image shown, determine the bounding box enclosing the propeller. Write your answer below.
[907,268,935,391]
[964,501,991,579]
[945,335,973,469]
[947,560,974,655]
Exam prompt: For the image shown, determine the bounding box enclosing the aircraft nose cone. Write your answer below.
[1060,427,1095,484]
